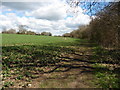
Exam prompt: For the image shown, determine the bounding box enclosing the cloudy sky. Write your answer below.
[0,0,95,35]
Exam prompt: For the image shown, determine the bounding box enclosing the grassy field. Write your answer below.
[2,34,82,46]
[1,34,120,88]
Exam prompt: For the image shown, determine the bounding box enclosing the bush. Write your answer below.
[41,32,52,36]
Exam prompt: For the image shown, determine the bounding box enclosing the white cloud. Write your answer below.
[25,0,67,21]
[1,0,91,35]
[26,6,66,21]
[2,2,44,11]
[0,14,18,31]
[65,13,91,28]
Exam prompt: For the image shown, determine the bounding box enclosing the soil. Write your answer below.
[3,45,98,88]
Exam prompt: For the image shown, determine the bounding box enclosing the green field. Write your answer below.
[2,34,90,88]
[2,34,82,46]
[1,34,119,88]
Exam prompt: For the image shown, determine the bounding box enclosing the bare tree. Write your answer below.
[89,2,120,48]
[2,28,16,34]
[41,32,52,36]
[66,0,110,19]
[17,25,28,34]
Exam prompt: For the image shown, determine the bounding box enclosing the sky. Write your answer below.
[0,0,113,35]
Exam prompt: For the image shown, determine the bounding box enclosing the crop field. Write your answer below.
[1,34,120,88]
[2,34,90,88]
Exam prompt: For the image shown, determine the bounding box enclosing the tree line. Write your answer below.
[2,25,52,36]
[63,2,120,48]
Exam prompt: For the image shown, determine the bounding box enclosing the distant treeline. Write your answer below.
[2,25,52,36]
[63,2,120,48]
